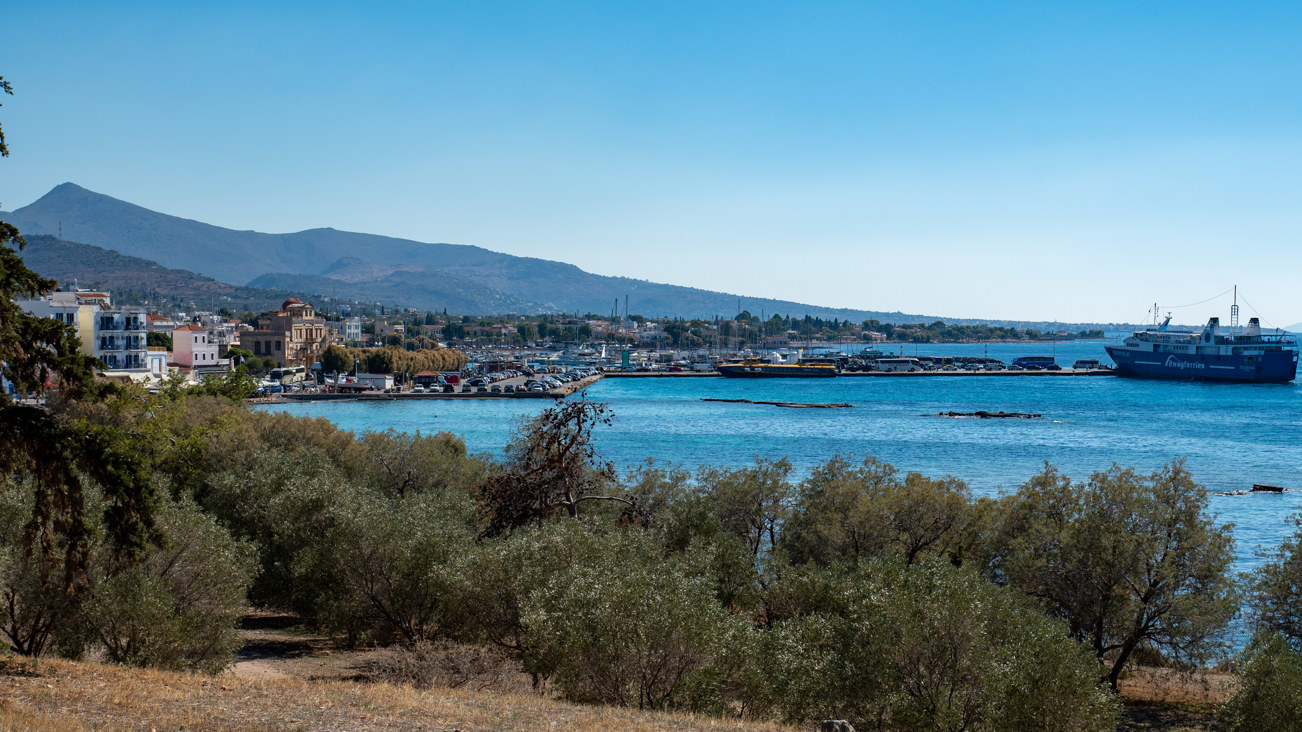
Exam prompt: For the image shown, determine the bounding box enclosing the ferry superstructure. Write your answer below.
[1105,314,1297,383]
[717,350,839,378]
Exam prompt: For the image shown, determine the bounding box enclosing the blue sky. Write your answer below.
[3,1,1302,324]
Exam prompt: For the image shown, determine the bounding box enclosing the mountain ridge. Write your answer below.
[11,234,332,312]
[2,183,1117,328]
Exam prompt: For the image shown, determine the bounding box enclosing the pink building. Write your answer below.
[171,323,220,368]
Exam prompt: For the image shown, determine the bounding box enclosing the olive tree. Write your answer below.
[354,428,486,499]
[985,461,1238,688]
[783,454,975,566]
[301,490,478,645]
[1216,632,1302,731]
[1249,510,1302,644]
[86,497,256,673]
[0,478,82,657]
[520,526,756,712]
[762,559,1118,731]
[697,457,793,560]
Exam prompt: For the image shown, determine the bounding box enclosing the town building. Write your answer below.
[239,298,329,367]
[171,323,227,379]
[17,289,148,372]
[375,320,406,339]
[146,313,183,333]
[342,316,362,343]
[145,348,171,378]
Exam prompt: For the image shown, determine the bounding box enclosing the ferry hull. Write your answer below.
[1105,346,1298,383]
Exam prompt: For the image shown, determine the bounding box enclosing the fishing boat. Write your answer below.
[717,351,839,378]
[1105,295,1297,383]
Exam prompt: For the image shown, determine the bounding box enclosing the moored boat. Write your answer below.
[1105,305,1297,383]
[717,351,839,378]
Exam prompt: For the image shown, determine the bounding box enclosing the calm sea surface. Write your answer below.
[255,340,1302,574]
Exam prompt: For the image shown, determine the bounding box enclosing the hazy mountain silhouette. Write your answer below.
[1,183,952,321]
[13,234,330,312]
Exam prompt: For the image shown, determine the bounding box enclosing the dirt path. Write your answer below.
[226,611,386,683]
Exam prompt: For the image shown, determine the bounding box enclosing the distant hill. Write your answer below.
[13,234,334,313]
[2,183,951,321]
[1285,322,1302,333]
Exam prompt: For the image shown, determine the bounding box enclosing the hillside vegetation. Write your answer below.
[13,234,324,312]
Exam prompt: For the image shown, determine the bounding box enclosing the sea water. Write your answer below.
[255,340,1302,574]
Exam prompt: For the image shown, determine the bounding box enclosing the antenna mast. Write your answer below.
[1230,285,1240,329]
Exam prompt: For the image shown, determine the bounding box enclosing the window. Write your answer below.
[275,341,282,351]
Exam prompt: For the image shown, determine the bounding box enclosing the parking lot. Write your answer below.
[452,366,600,395]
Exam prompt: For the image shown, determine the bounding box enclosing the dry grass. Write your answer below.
[1115,666,1234,731]
[0,610,1240,732]
[0,655,795,732]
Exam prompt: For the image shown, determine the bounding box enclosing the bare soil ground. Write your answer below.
[0,611,1235,731]
[0,654,793,732]
[1116,667,1234,731]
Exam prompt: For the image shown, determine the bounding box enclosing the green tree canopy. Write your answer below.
[983,461,1238,688]
[1,77,158,590]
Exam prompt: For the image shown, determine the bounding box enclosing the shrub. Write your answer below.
[783,454,975,566]
[198,447,356,610]
[373,639,520,692]
[354,429,486,499]
[1249,511,1302,644]
[299,490,477,645]
[85,497,256,674]
[457,520,646,654]
[521,535,755,713]
[1217,632,1302,731]
[0,478,83,657]
[761,560,1118,731]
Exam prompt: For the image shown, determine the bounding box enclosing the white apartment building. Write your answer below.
[18,289,148,371]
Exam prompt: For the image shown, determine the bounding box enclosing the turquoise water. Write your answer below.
[256,340,1302,573]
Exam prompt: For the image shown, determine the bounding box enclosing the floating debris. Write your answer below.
[702,398,853,409]
[1215,485,1294,496]
[935,410,1041,419]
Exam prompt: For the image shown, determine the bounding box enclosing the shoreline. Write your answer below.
[252,368,1114,404]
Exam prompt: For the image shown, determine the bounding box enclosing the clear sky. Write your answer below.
[3,1,1301,325]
